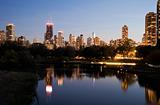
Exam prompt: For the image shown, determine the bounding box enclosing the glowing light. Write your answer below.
[46,22,54,26]
[46,85,52,94]
[98,62,136,66]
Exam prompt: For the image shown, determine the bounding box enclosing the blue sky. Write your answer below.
[0,0,157,42]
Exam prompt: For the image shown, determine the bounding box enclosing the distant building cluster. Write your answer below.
[43,22,109,50]
[0,24,29,46]
[0,22,137,50]
[142,0,160,46]
[109,25,136,48]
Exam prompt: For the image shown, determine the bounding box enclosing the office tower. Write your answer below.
[17,36,26,46]
[45,22,53,41]
[79,34,85,47]
[69,34,76,47]
[6,24,16,41]
[87,37,93,47]
[76,34,85,50]
[94,37,101,46]
[122,25,128,40]
[144,12,156,46]
[57,31,64,47]
[76,36,80,50]
[157,0,160,46]
[0,30,6,44]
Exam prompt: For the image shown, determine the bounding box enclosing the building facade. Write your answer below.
[6,24,16,41]
[157,0,160,46]
[57,31,64,48]
[0,30,5,44]
[122,25,128,40]
[45,22,53,41]
[144,12,157,46]
[69,34,76,47]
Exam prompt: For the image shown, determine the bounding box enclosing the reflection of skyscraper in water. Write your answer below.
[145,88,160,105]
[45,68,54,96]
[57,77,64,86]
[116,73,137,92]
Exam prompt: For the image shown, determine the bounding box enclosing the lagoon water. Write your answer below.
[32,64,160,105]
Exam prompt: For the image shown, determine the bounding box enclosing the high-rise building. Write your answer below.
[45,22,53,41]
[94,37,101,46]
[76,34,85,49]
[144,12,156,46]
[57,31,64,47]
[87,37,93,47]
[157,0,160,46]
[122,25,128,40]
[17,36,26,46]
[44,22,54,49]
[6,24,16,41]
[0,30,6,44]
[69,34,76,47]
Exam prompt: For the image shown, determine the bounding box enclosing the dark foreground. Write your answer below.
[0,71,37,105]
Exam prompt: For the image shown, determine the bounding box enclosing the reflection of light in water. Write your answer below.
[58,78,64,86]
[98,62,136,66]
[46,85,52,95]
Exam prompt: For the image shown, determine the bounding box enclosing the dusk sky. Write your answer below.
[0,0,157,42]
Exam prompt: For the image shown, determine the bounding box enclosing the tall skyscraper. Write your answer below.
[94,37,101,46]
[122,25,128,40]
[157,0,160,46]
[45,22,53,41]
[57,31,64,47]
[87,37,93,47]
[144,12,156,46]
[6,24,16,41]
[76,34,85,49]
[69,34,76,47]
[17,36,26,46]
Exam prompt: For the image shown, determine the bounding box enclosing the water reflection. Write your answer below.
[34,64,160,105]
[45,68,53,96]
[138,74,160,105]
[116,73,137,91]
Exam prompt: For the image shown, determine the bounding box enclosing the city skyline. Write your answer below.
[0,0,157,42]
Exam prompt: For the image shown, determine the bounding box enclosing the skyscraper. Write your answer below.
[57,31,64,47]
[157,0,160,46]
[6,24,16,41]
[45,22,53,41]
[144,12,156,46]
[122,25,128,40]
[69,34,76,47]
[87,37,93,47]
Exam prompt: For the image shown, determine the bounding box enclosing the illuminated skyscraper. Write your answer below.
[17,36,27,46]
[87,37,93,47]
[122,25,128,40]
[44,22,54,49]
[144,12,156,46]
[76,34,85,49]
[157,0,160,46]
[57,31,64,47]
[6,24,16,41]
[94,37,100,46]
[45,22,53,41]
[69,34,76,47]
